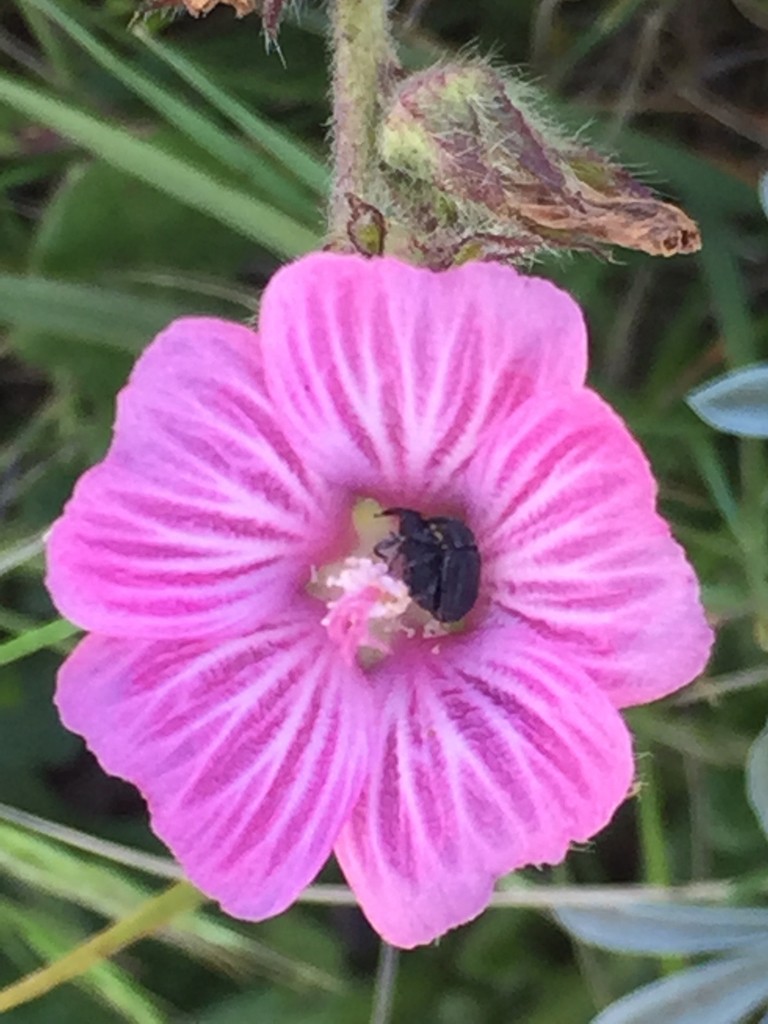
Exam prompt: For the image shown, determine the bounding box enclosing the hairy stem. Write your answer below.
[329,0,394,237]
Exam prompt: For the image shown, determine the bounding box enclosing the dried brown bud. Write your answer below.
[181,0,258,13]
[136,0,288,40]
[378,62,701,266]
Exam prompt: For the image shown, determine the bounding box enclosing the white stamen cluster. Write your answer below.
[321,557,411,624]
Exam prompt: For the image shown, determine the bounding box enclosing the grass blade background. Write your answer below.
[0,73,318,256]
[26,0,321,225]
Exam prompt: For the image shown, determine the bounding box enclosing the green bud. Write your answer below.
[342,194,387,257]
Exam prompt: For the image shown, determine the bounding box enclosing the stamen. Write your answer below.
[320,557,411,666]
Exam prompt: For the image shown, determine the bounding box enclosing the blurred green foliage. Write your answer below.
[1,0,767,1020]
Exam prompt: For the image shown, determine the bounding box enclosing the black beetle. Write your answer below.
[374,508,481,623]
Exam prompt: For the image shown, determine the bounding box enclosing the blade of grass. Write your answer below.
[739,437,768,642]
[1,901,167,1024]
[0,809,744,911]
[0,802,182,880]
[369,943,399,1024]
[28,0,319,224]
[695,216,755,367]
[644,290,705,403]
[0,72,318,256]
[0,822,342,993]
[134,27,329,196]
[676,664,768,705]
[550,0,649,85]
[688,437,741,537]
[0,533,46,577]
[0,395,68,478]
[15,0,74,89]
[117,270,258,312]
[0,881,204,1013]
[0,619,80,667]
[0,152,69,192]
[0,273,196,349]
[616,129,759,217]
[0,609,73,653]
[636,751,685,976]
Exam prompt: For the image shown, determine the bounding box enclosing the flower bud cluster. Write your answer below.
[343,60,700,268]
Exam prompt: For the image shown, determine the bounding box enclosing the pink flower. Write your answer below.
[46,254,712,948]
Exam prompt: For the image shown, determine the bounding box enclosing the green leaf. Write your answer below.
[687,365,768,438]
[591,957,768,1024]
[557,904,768,956]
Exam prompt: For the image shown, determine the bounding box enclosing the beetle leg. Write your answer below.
[373,533,400,562]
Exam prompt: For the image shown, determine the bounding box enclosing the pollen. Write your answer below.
[320,557,411,666]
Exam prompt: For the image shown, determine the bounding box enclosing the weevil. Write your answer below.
[374,508,481,623]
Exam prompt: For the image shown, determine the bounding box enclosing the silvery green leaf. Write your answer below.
[556,904,768,955]
[747,719,768,842]
[687,364,768,437]
[591,957,768,1024]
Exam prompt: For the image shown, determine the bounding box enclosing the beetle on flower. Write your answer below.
[46,253,712,949]
[373,508,482,624]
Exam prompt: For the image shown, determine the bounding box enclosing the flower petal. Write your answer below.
[334,620,632,948]
[464,388,712,706]
[56,602,371,919]
[261,253,587,501]
[47,318,345,639]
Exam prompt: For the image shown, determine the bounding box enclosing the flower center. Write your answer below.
[311,499,473,667]
[320,557,412,667]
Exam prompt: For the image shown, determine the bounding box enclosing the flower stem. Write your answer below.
[328,0,394,238]
[369,941,400,1024]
